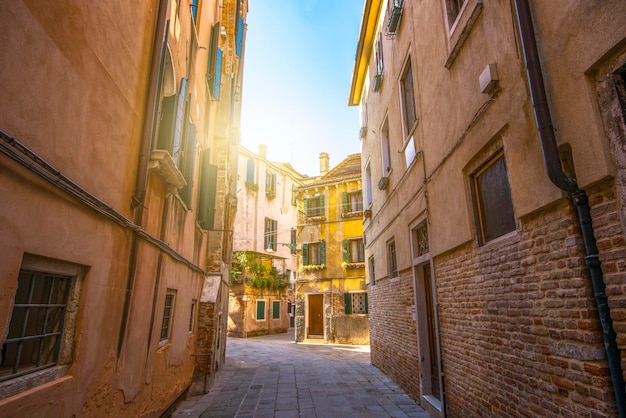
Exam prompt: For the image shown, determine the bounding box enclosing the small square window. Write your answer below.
[472,151,516,243]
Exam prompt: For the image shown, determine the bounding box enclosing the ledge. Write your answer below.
[149,150,187,193]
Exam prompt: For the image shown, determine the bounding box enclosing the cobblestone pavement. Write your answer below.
[171,330,430,418]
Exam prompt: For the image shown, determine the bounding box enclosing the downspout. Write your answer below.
[514,1,626,415]
[132,0,170,208]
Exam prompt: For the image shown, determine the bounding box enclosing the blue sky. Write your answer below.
[240,0,364,177]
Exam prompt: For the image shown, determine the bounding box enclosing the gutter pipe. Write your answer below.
[514,1,626,415]
[132,0,169,208]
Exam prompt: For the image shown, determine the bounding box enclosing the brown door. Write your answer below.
[308,294,324,336]
[423,264,441,400]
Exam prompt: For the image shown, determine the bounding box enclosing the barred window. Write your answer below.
[345,292,369,315]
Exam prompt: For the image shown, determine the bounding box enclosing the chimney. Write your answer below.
[319,152,329,175]
[258,144,267,159]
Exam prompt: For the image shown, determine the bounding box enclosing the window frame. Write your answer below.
[380,116,392,177]
[189,299,197,333]
[368,255,376,286]
[365,162,373,209]
[387,239,398,280]
[256,299,266,321]
[304,195,325,218]
[0,255,84,398]
[471,150,517,245]
[302,241,325,266]
[264,217,277,252]
[272,301,281,320]
[159,289,177,346]
[399,56,417,140]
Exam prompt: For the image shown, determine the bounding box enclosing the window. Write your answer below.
[256,300,266,321]
[302,241,326,266]
[365,163,373,208]
[344,292,368,315]
[400,59,417,138]
[272,301,280,319]
[381,117,392,176]
[1,271,72,382]
[179,121,197,206]
[160,289,176,344]
[343,239,365,263]
[189,299,197,332]
[387,239,398,279]
[412,222,430,258]
[376,35,384,75]
[0,256,83,398]
[445,0,467,27]
[290,228,297,255]
[246,159,255,183]
[235,0,244,56]
[264,218,277,252]
[304,195,325,218]
[266,171,276,198]
[368,256,376,286]
[342,190,363,213]
[472,151,516,243]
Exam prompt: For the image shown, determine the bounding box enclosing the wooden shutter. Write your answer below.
[236,16,243,57]
[302,243,309,265]
[272,219,277,250]
[303,199,309,217]
[156,95,176,152]
[197,150,217,229]
[319,195,325,216]
[180,122,196,206]
[342,192,349,212]
[343,240,350,263]
[257,300,265,320]
[172,78,188,166]
[272,301,280,319]
[320,240,326,265]
[344,293,352,314]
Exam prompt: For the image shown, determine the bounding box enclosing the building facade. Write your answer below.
[294,154,369,345]
[0,0,247,416]
[228,145,303,337]
[350,0,626,417]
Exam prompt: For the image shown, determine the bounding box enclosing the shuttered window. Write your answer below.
[272,301,280,319]
[197,150,217,229]
[304,195,325,217]
[207,23,222,100]
[343,239,364,263]
[179,122,196,206]
[345,292,368,315]
[302,241,325,265]
[235,0,243,56]
[264,218,277,251]
[256,300,266,321]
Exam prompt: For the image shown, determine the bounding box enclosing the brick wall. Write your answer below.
[369,270,421,401]
[435,179,624,417]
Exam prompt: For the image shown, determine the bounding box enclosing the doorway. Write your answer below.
[307,294,324,337]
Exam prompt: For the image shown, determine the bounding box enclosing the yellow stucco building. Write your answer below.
[294,153,369,344]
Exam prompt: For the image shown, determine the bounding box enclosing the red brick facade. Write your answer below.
[434,179,624,417]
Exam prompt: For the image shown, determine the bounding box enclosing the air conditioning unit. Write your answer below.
[359,126,367,139]
[372,73,383,92]
[378,176,389,190]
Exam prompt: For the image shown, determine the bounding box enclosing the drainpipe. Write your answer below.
[514,1,626,415]
[132,0,170,208]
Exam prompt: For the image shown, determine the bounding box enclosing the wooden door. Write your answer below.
[308,294,324,336]
[423,263,441,400]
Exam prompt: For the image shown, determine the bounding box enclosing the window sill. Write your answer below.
[444,0,483,69]
[305,216,326,224]
[149,150,187,193]
[0,366,71,400]
[342,211,363,219]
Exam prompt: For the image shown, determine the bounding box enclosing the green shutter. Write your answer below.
[344,293,352,314]
[320,195,325,216]
[320,240,326,265]
[303,199,309,217]
[343,240,350,263]
[257,300,265,320]
[180,122,196,206]
[302,243,309,265]
[156,95,176,152]
[272,301,280,319]
[197,151,217,229]
[364,293,369,314]
[342,192,349,212]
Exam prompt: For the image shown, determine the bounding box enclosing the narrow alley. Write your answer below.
[171,332,429,418]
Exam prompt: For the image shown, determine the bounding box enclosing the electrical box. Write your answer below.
[479,63,499,94]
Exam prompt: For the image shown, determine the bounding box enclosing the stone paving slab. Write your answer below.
[171,330,430,418]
